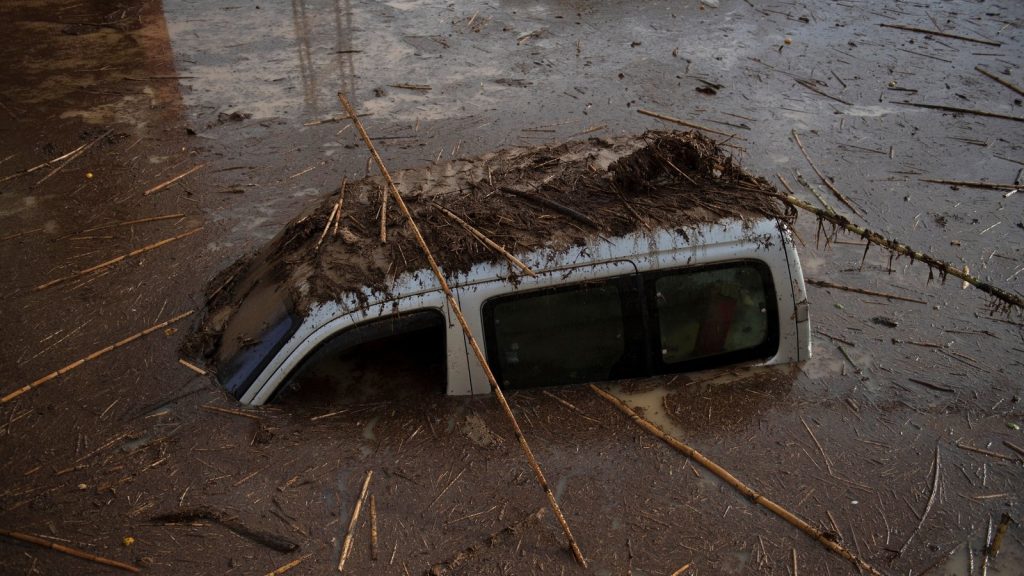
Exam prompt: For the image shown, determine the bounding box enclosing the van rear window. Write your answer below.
[482,261,778,389]
[651,263,777,370]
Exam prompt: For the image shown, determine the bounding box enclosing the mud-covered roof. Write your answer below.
[235,131,785,297]
[192,130,791,359]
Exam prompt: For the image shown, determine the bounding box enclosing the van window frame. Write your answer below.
[269,308,447,403]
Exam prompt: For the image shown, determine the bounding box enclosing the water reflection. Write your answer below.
[164,0,361,120]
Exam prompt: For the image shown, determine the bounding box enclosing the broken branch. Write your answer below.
[592,384,884,576]
[765,192,1024,311]
[898,102,1024,123]
[338,91,587,569]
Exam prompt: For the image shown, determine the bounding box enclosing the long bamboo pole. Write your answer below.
[0,310,194,404]
[0,529,139,573]
[337,92,587,568]
[591,385,884,576]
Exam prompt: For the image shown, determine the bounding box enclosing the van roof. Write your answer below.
[192,130,791,358]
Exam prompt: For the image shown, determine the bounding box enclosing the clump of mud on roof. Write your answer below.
[189,130,792,357]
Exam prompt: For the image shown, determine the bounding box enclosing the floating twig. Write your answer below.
[37,129,115,185]
[975,66,1024,97]
[370,495,379,561]
[178,358,207,375]
[0,129,112,186]
[141,163,206,196]
[907,378,955,393]
[81,213,186,233]
[36,227,202,290]
[591,384,884,576]
[428,507,546,575]
[879,23,1001,46]
[338,91,588,569]
[956,442,1019,462]
[806,279,927,304]
[637,109,746,140]
[201,404,261,420]
[388,83,431,91]
[265,554,313,576]
[338,470,373,573]
[896,445,940,557]
[0,529,138,573]
[794,79,851,106]
[434,204,536,276]
[920,178,1019,191]
[1,310,194,404]
[899,102,1024,123]
[315,203,340,252]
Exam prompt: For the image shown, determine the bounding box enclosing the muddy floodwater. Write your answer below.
[1,0,1023,574]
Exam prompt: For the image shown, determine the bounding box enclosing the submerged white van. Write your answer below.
[197,131,811,405]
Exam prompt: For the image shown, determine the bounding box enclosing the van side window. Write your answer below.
[483,279,643,389]
[651,262,778,368]
[275,309,446,405]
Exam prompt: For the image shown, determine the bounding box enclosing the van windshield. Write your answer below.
[215,285,299,399]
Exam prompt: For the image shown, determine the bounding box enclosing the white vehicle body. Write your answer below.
[237,217,810,405]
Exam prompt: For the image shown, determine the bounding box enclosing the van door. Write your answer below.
[452,259,640,394]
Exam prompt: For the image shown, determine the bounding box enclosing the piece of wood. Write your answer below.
[794,79,851,106]
[976,66,1024,97]
[499,186,603,230]
[879,23,1002,46]
[429,507,546,575]
[898,102,1024,123]
[178,358,207,375]
[201,404,261,420]
[637,108,746,140]
[920,178,1019,191]
[1,310,194,404]
[332,179,346,237]
[81,213,186,233]
[956,442,1019,462]
[759,191,1024,311]
[591,384,884,576]
[338,92,588,569]
[338,470,373,573]
[792,131,862,216]
[315,203,340,252]
[36,227,202,290]
[0,529,139,572]
[806,279,927,304]
[434,204,536,276]
[379,185,388,243]
[369,494,379,561]
[264,553,312,576]
[141,163,206,196]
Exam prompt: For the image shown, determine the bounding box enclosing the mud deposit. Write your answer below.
[1,0,1023,575]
